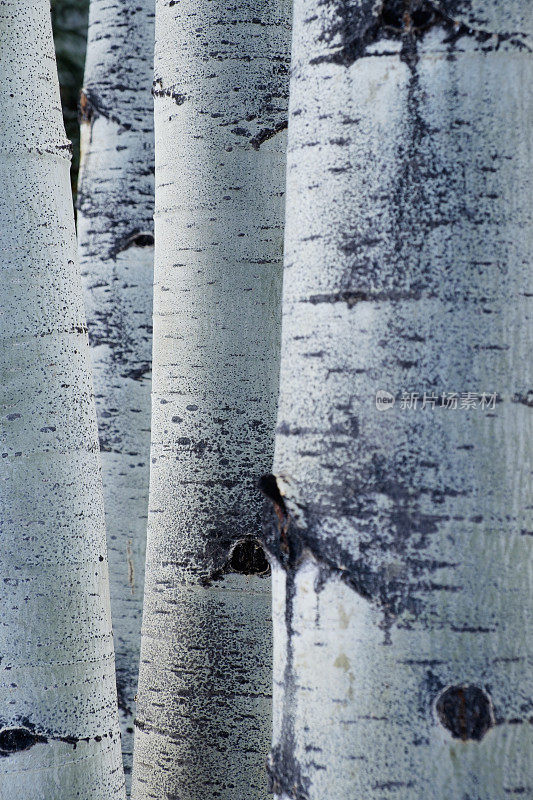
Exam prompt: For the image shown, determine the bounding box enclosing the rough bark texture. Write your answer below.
[131,2,291,798]
[77,1,154,790]
[265,1,532,798]
[0,1,125,797]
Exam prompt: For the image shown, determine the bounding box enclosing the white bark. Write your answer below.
[77,1,154,789]
[0,1,125,798]
[131,2,291,798]
[266,1,532,798]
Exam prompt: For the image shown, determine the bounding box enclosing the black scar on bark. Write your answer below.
[436,685,494,741]
[198,483,271,585]
[78,87,117,126]
[309,289,369,307]
[0,718,113,755]
[259,474,312,798]
[79,85,139,130]
[259,473,444,621]
[512,391,533,408]
[152,78,187,105]
[120,362,152,382]
[311,0,509,68]
[265,560,311,800]
[0,726,47,756]
[108,229,155,260]
[250,120,288,150]
[116,668,134,717]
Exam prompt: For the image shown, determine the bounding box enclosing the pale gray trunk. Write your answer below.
[265,1,532,798]
[131,2,291,798]
[77,1,154,789]
[0,1,125,797]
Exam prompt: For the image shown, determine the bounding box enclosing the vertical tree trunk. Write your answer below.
[131,2,291,798]
[77,1,154,789]
[265,1,532,798]
[0,1,125,797]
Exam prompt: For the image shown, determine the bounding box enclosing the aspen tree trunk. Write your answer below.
[131,2,291,798]
[0,1,125,798]
[264,1,532,798]
[77,1,154,789]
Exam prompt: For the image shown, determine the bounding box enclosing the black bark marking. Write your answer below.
[260,471,452,623]
[436,685,494,741]
[0,727,46,755]
[116,668,135,717]
[512,391,533,408]
[228,539,270,575]
[78,86,127,128]
[382,0,436,29]
[311,0,523,68]
[152,78,187,105]
[0,718,103,756]
[250,120,288,150]
[311,0,445,67]
[197,473,273,586]
[120,363,152,382]
[309,290,369,307]
[266,569,311,800]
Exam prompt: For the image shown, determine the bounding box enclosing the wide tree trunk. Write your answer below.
[77,0,154,789]
[131,2,291,798]
[264,1,532,798]
[0,1,125,798]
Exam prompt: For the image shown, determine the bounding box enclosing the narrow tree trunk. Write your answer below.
[131,2,291,798]
[264,1,532,798]
[0,1,125,797]
[77,1,154,789]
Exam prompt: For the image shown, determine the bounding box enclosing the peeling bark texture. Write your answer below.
[0,1,125,798]
[267,0,532,798]
[131,2,291,798]
[77,0,155,790]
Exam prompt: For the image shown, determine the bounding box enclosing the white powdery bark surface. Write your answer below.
[266,1,532,798]
[77,0,154,789]
[0,1,125,798]
[131,2,291,799]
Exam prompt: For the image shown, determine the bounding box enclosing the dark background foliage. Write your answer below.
[51,0,90,199]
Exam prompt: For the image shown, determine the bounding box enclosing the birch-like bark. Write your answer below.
[0,1,125,797]
[131,2,291,798]
[265,1,532,798]
[77,1,154,788]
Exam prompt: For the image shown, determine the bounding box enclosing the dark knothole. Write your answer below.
[0,727,45,755]
[229,539,270,576]
[132,233,154,248]
[435,685,494,741]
